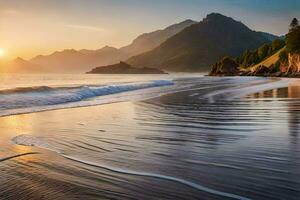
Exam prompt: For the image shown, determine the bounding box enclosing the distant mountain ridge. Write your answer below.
[0,57,45,73]
[120,20,197,55]
[30,46,128,73]
[258,31,280,42]
[21,20,196,73]
[127,13,273,72]
[3,14,280,73]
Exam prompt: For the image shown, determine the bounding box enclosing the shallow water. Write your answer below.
[0,75,299,200]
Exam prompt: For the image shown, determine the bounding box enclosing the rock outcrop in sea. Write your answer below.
[209,57,239,76]
[87,62,167,74]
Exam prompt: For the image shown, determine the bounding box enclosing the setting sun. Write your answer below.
[0,49,5,57]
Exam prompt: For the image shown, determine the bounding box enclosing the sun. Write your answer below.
[0,48,5,57]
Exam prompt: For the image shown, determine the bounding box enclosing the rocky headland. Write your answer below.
[210,17,300,78]
[210,53,300,77]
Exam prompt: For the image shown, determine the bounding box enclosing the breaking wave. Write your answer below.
[0,80,173,117]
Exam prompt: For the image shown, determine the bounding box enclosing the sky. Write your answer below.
[0,0,299,60]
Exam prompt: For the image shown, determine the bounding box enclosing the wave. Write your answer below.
[0,80,173,95]
[11,134,251,200]
[0,80,173,116]
[0,77,290,117]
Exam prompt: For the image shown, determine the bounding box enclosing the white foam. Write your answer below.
[0,80,174,117]
[12,134,251,200]
[64,155,250,200]
[203,78,290,102]
[12,134,59,153]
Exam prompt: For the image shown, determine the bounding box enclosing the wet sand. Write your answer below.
[0,77,300,200]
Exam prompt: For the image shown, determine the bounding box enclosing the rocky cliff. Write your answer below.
[287,53,300,73]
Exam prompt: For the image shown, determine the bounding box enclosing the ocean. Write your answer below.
[0,74,299,200]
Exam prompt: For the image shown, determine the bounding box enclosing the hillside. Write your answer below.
[127,13,271,72]
[210,17,300,77]
[251,48,284,69]
[210,39,286,76]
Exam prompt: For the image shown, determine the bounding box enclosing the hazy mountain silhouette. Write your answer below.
[26,20,196,73]
[120,20,197,55]
[127,13,272,72]
[0,57,45,73]
[3,15,278,73]
[258,31,280,42]
[30,47,128,73]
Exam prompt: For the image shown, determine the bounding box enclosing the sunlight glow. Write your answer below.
[0,49,5,57]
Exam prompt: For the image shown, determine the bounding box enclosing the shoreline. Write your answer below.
[1,76,300,200]
[209,73,300,78]
[0,76,296,119]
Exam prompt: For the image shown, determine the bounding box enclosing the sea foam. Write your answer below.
[11,134,251,200]
[0,80,174,116]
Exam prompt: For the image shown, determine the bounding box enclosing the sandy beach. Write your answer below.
[0,76,299,200]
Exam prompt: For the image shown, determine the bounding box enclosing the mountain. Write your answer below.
[29,20,196,73]
[30,47,128,73]
[120,19,197,55]
[258,32,280,42]
[31,49,86,73]
[127,13,271,72]
[0,57,44,73]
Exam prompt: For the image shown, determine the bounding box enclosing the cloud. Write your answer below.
[64,24,108,32]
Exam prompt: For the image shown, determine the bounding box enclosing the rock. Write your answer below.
[87,62,167,74]
[252,65,271,76]
[209,57,239,76]
[270,71,283,77]
[239,70,252,76]
[287,53,300,73]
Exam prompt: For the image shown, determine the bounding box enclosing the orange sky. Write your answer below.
[0,6,140,60]
[0,0,298,61]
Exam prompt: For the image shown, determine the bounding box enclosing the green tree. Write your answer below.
[258,44,270,60]
[290,18,299,31]
[240,50,250,66]
[279,50,288,62]
[271,39,285,52]
[273,60,281,72]
[286,18,300,53]
[251,50,259,64]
